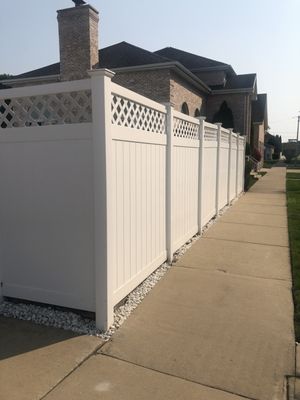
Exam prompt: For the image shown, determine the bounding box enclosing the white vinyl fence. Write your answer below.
[0,69,245,330]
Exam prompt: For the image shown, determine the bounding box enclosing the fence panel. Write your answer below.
[172,112,200,251]
[218,128,230,210]
[202,123,218,226]
[110,84,167,305]
[237,136,245,193]
[0,80,95,311]
[229,134,238,201]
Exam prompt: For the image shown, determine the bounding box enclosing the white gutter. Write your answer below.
[0,74,60,86]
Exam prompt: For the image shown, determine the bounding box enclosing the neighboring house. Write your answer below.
[265,132,282,160]
[0,2,267,146]
[264,144,274,161]
[251,93,268,161]
[282,140,300,160]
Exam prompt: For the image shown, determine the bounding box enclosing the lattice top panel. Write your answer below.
[204,127,217,141]
[231,136,238,145]
[221,131,229,143]
[173,117,199,140]
[0,91,92,129]
[111,94,166,134]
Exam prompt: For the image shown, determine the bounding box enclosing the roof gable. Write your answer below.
[155,47,229,70]
[98,41,171,69]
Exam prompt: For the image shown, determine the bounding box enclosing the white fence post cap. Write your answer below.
[88,69,115,79]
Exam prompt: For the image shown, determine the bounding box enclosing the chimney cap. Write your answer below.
[72,0,87,6]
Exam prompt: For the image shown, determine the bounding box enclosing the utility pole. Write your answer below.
[296,113,300,161]
[296,113,300,159]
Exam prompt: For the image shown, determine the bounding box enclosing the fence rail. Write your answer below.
[0,70,245,331]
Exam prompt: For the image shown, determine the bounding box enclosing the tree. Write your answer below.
[0,74,13,80]
[265,133,282,159]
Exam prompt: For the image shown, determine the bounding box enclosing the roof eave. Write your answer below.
[191,64,235,74]
[211,87,254,95]
[0,74,60,86]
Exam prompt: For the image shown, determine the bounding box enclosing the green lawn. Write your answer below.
[287,173,300,180]
[286,173,300,340]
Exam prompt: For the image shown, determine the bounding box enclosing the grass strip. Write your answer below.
[286,174,300,340]
[287,173,300,180]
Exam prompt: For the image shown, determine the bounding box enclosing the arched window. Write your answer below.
[212,101,234,129]
[181,102,189,115]
[194,108,201,117]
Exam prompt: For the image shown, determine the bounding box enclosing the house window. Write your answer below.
[181,102,189,116]
[212,101,234,129]
[194,108,201,117]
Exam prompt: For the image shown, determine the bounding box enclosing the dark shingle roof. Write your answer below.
[11,42,171,80]
[98,42,171,69]
[224,73,256,90]
[252,93,267,123]
[14,62,60,79]
[154,47,228,70]
[209,74,256,91]
[8,42,254,96]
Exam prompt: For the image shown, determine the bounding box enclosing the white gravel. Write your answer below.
[0,196,242,340]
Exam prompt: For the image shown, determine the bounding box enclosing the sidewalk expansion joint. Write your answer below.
[203,236,289,248]
[229,210,287,217]
[99,352,257,400]
[238,202,286,208]
[173,265,291,283]
[219,221,288,229]
[39,340,106,400]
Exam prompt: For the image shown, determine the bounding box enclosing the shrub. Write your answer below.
[283,148,297,164]
[244,160,252,191]
[245,142,251,156]
[253,147,262,162]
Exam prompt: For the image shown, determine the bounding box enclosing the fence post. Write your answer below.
[227,129,233,204]
[236,133,240,197]
[198,117,206,233]
[88,69,115,331]
[0,269,3,303]
[242,137,246,192]
[215,123,222,215]
[166,104,174,264]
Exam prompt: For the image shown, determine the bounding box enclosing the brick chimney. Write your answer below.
[57,4,99,81]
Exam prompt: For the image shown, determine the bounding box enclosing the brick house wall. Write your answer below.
[113,69,207,117]
[113,70,171,104]
[170,71,206,116]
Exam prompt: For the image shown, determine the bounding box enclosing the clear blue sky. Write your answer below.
[1,0,299,141]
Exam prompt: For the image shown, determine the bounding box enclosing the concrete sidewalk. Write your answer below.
[42,167,295,400]
[0,167,295,400]
[0,316,103,400]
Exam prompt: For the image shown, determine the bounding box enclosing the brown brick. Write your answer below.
[57,5,99,81]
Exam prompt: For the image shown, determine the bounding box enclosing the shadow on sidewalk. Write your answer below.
[0,316,81,361]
